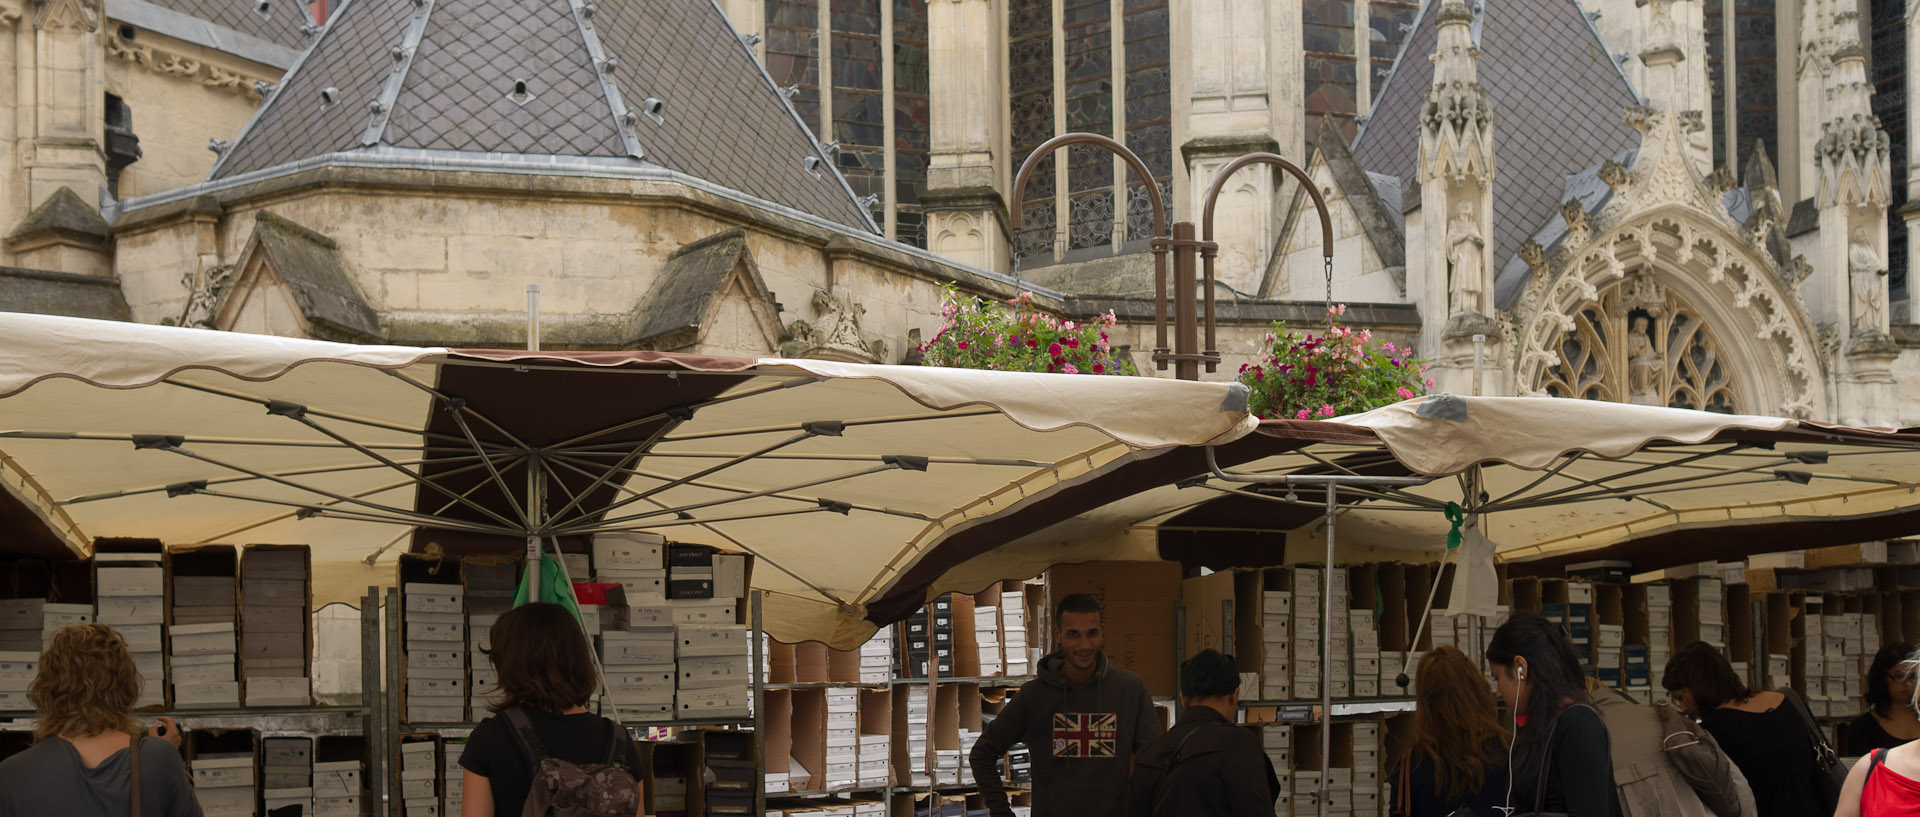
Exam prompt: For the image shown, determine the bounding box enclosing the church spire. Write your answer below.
[1417,0,1495,323]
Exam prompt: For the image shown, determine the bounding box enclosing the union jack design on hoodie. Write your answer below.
[1051,712,1118,758]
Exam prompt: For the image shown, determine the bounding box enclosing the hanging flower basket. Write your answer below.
[1238,305,1432,420]
[916,285,1138,375]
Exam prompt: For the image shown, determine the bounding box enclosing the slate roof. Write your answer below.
[210,0,874,232]
[1492,149,1633,308]
[1353,0,1642,279]
[0,268,132,321]
[137,0,318,52]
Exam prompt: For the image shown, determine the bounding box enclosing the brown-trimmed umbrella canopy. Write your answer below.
[922,395,1920,595]
[0,313,1255,647]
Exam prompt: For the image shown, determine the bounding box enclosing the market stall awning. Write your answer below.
[921,396,1920,593]
[0,313,1256,647]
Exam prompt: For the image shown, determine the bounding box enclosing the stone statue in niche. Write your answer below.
[1850,227,1889,335]
[1626,314,1663,405]
[1447,201,1486,316]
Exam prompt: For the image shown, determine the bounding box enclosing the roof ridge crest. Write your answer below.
[359,0,438,148]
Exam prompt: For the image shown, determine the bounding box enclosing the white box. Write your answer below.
[171,623,237,655]
[593,534,665,571]
[171,657,236,683]
[246,677,311,706]
[676,686,749,715]
[671,600,737,625]
[677,625,749,656]
[403,583,464,612]
[98,568,164,597]
[193,756,257,788]
[96,596,163,623]
[0,652,37,679]
[315,796,361,816]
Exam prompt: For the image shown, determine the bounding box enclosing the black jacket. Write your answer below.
[969,650,1162,817]
[1125,704,1276,817]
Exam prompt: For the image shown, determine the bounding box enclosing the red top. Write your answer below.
[1864,749,1920,817]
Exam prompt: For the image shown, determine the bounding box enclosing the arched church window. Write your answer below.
[1539,276,1741,413]
[1703,0,1778,172]
[1007,0,1170,261]
[1305,1,1359,141]
[758,0,932,247]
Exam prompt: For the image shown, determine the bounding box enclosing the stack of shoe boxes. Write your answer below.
[1698,577,1725,649]
[42,601,92,641]
[597,535,674,720]
[191,749,257,817]
[703,731,756,816]
[1293,567,1321,700]
[856,626,891,684]
[676,622,750,720]
[462,557,518,719]
[975,603,1002,676]
[1353,722,1382,817]
[0,599,40,710]
[824,689,858,790]
[597,533,668,607]
[169,547,239,709]
[1644,584,1672,696]
[399,738,440,817]
[901,598,954,679]
[261,737,312,816]
[1352,606,1380,698]
[442,738,466,816]
[312,756,361,817]
[1006,743,1032,784]
[401,572,466,724]
[96,550,165,708]
[653,764,689,817]
[1003,588,1030,676]
[957,729,979,786]
[239,546,311,706]
[0,650,34,711]
[1263,726,1291,813]
[1262,584,1292,700]
[857,690,890,788]
[1328,568,1351,699]
[904,687,930,785]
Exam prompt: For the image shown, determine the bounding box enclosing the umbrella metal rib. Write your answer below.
[159,378,483,448]
[0,431,468,452]
[650,409,1003,445]
[441,404,533,528]
[541,377,816,452]
[184,487,515,537]
[583,432,818,523]
[271,406,527,531]
[556,450,1050,467]
[558,463,901,533]
[150,444,519,534]
[544,453,932,521]
[57,453,504,505]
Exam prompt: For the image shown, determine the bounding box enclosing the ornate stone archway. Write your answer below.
[1516,210,1828,418]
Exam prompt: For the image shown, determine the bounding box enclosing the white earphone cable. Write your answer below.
[1497,667,1520,817]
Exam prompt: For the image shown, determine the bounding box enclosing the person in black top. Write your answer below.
[459,602,645,817]
[1390,646,1510,817]
[1126,649,1276,817]
[1486,614,1620,817]
[1663,641,1824,817]
[1845,643,1920,757]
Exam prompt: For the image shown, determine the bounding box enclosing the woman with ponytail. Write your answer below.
[1486,613,1620,817]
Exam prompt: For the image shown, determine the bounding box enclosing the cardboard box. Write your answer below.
[1050,561,1181,696]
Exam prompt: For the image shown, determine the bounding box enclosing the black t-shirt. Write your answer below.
[1845,710,1913,757]
[1700,702,1825,817]
[459,708,644,817]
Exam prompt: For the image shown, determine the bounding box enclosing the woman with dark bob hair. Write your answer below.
[458,602,645,817]
[1485,613,1619,817]
[1662,641,1823,817]
[0,624,199,817]
[1846,642,1920,756]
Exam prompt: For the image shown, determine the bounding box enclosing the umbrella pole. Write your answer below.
[526,457,542,603]
[1320,483,1335,817]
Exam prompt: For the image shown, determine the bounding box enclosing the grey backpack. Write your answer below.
[1654,701,1755,817]
[502,708,643,817]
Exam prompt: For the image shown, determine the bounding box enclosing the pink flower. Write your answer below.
[1092,363,1105,374]
[1065,337,1080,349]
[1425,378,1435,389]
[1064,321,1077,330]
[1296,409,1312,420]
[1048,343,1062,356]
[1396,387,1414,400]
[1063,364,1080,374]
[957,341,969,350]
[1027,338,1039,348]
[1319,404,1336,417]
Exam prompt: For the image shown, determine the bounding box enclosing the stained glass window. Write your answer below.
[1730,0,1776,170]
[1870,0,1907,305]
[1064,0,1114,251]
[1010,0,1056,258]
[1304,0,1359,140]
[1124,0,1171,242]
[1366,1,1418,104]
[765,1,821,133]
[1705,0,1727,168]
[831,0,886,218]
[893,0,929,248]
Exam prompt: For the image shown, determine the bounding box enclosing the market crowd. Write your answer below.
[4,596,1920,816]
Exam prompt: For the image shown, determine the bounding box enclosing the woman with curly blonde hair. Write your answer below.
[0,624,200,816]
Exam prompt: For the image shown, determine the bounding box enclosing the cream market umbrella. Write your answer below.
[0,312,1255,647]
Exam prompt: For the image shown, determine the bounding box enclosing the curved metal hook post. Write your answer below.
[1199,154,1337,359]
[1009,133,1173,365]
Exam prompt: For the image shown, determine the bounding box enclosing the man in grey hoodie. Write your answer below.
[970,593,1163,817]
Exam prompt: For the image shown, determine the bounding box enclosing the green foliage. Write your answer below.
[916,285,1138,375]
[1237,305,1431,420]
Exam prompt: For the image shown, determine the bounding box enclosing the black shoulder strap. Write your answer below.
[503,707,551,774]
[600,717,620,764]
[1149,721,1210,816]
[1531,703,1603,815]
[1869,748,1887,786]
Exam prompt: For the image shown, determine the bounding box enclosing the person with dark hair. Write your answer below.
[1390,646,1509,817]
[1835,648,1920,817]
[1485,613,1619,817]
[971,593,1163,817]
[0,624,198,817]
[458,602,644,817]
[1846,643,1920,756]
[1662,641,1823,817]
[1125,649,1276,817]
